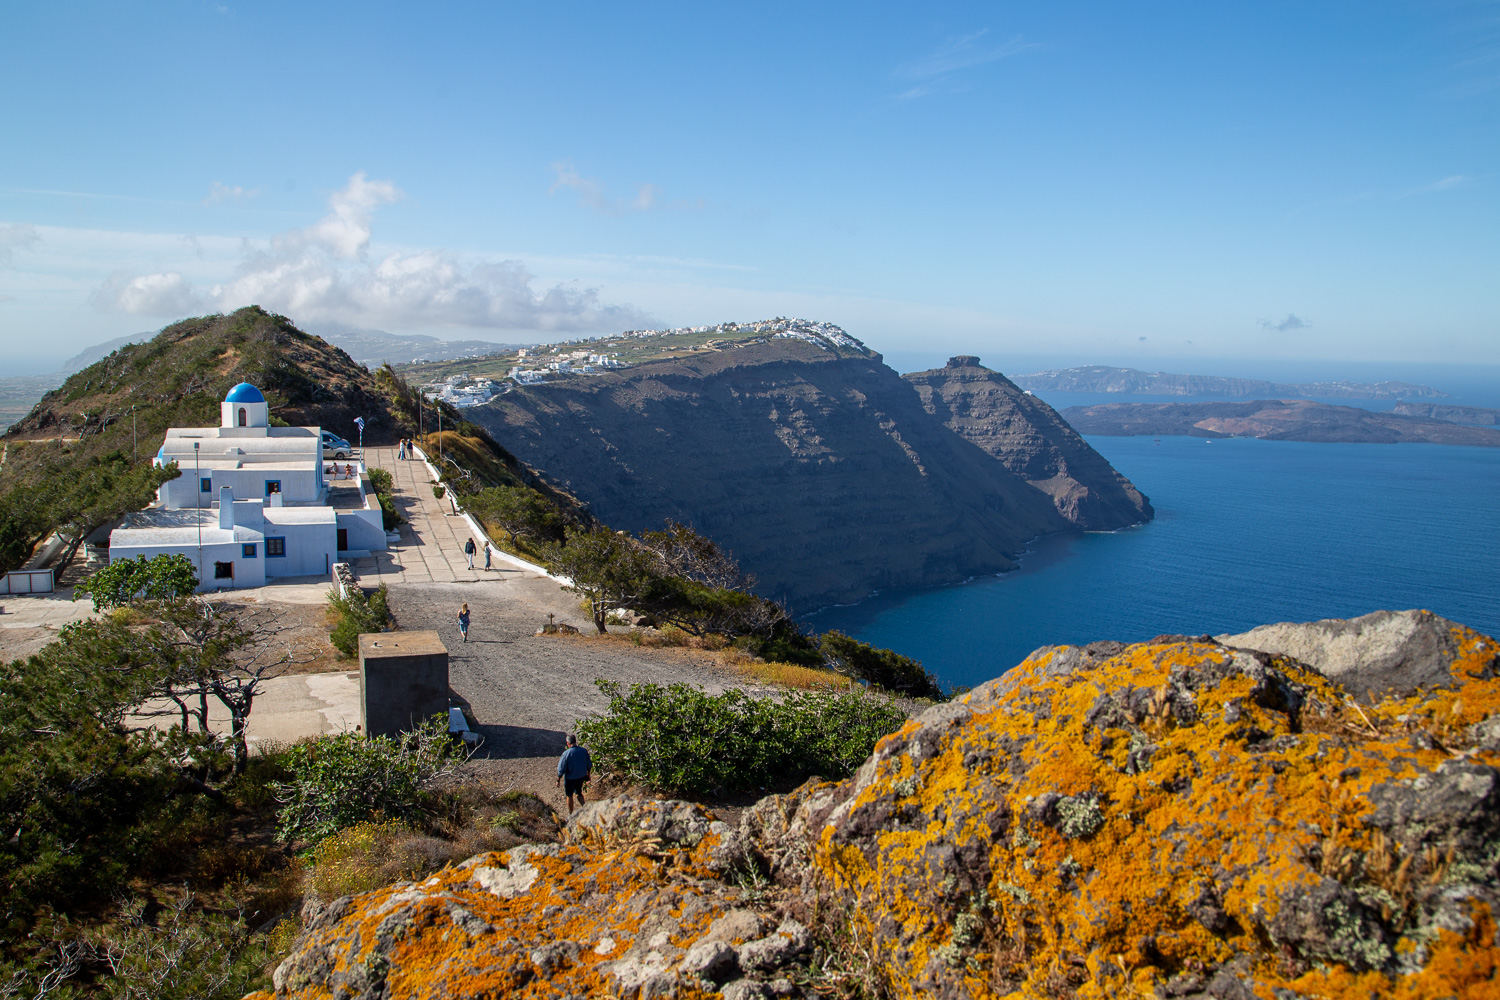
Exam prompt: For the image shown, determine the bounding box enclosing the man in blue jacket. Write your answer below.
[556,734,593,814]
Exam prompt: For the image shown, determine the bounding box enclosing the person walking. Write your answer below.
[457,602,470,643]
[483,541,492,571]
[464,536,476,570]
[397,438,406,461]
[556,734,592,814]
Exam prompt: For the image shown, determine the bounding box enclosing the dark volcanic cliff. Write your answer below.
[471,341,1148,608]
[903,356,1153,527]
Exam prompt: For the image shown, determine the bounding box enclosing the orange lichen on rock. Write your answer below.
[258,798,809,999]
[791,623,1500,999]
[254,611,1499,1000]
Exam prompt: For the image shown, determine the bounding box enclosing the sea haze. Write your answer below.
[807,435,1500,692]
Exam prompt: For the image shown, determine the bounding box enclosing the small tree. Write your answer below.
[75,553,199,611]
[819,630,944,700]
[466,486,563,548]
[549,527,662,633]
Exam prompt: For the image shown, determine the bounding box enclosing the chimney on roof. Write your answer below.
[218,487,234,530]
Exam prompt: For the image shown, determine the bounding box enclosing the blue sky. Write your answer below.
[1,1,1497,375]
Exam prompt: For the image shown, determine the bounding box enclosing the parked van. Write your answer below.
[321,431,353,459]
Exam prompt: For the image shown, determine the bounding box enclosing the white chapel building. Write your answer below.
[108,383,386,591]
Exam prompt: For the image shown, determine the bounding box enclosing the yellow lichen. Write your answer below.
[812,638,1500,999]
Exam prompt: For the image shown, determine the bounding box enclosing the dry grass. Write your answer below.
[303,785,561,904]
[586,626,852,691]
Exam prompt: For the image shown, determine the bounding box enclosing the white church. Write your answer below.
[108,383,387,591]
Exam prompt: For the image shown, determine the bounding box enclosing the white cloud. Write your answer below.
[895,30,1037,100]
[0,223,41,265]
[1259,313,1310,333]
[204,182,261,205]
[92,270,202,315]
[549,163,686,215]
[90,172,653,332]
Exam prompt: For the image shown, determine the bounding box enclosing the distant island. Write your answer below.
[1012,364,1448,400]
[1392,401,1500,426]
[1062,398,1500,447]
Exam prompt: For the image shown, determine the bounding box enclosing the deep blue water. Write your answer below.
[806,436,1500,691]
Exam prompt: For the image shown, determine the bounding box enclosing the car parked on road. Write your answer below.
[322,431,353,459]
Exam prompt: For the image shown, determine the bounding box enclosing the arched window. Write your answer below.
[238,407,247,426]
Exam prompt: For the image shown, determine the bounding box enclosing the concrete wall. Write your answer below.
[262,518,336,578]
[358,631,449,737]
[161,466,322,508]
[337,508,386,553]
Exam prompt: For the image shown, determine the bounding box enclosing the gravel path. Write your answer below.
[388,578,752,809]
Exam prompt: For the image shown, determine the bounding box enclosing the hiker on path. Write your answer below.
[484,541,492,571]
[457,602,470,643]
[464,536,476,570]
[556,734,592,814]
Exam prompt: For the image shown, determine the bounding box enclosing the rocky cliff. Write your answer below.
[252,610,1500,999]
[468,341,1148,608]
[904,357,1153,527]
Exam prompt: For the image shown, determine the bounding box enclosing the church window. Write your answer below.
[265,480,281,496]
[200,477,212,493]
[242,543,257,559]
[238,407,247,426]
[266,537,286,557]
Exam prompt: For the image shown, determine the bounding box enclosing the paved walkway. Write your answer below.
[349,446,511,586]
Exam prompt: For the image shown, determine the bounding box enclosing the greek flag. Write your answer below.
[353,417,365,431]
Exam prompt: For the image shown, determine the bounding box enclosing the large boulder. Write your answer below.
[749,628,1500,999]
[1218,608,1497,702]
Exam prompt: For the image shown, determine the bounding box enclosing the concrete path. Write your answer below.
[132,671,362,746]
[349,446,495,585]
[0,590,97,661]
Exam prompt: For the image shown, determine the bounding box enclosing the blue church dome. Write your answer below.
[225,382,266,403]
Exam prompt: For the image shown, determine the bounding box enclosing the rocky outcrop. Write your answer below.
[903,356,1153,527]
[471,340,1078,608]
[1219,609,1499,703]
[254,614,1500,999]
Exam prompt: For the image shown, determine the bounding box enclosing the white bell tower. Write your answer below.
[221,382,270,429]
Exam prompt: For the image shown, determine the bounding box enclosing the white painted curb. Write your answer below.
[410,445,572,586]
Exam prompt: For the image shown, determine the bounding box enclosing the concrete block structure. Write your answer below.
[358,630,449,737]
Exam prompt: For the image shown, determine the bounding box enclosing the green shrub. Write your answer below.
[367,467,393,496]
[272,717,462,844]
[74,552,200,610]
[326,583,391,657]
[575,680,908,797]
[819,630,945,700]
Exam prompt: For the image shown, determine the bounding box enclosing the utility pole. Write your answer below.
[437,404,443,463]
[131,404,137,463]
[194,441,202,589]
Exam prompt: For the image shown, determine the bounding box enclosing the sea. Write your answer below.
[807,383,1500,692]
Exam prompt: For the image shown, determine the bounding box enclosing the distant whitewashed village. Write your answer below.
[419,317,863,407]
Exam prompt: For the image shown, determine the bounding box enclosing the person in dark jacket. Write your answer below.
[556,734,592,814]
[464,536,476,570]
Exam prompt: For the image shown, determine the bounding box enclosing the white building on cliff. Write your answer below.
[108,383,386,591]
